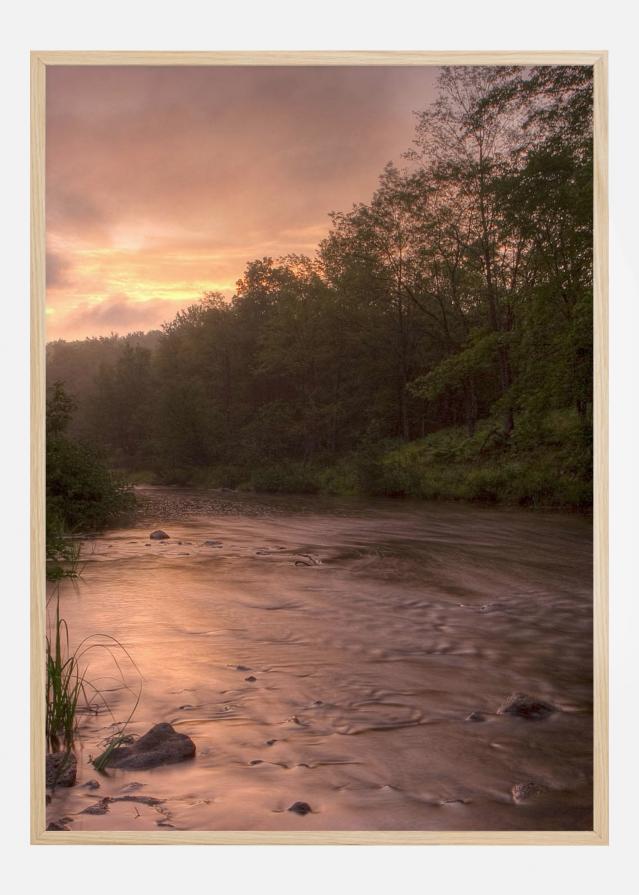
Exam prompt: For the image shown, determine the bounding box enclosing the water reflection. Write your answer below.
[48,488,593,831]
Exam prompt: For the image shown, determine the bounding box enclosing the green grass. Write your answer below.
[46,586,142,756]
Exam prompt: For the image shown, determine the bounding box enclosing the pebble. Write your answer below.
[288,801,312,816]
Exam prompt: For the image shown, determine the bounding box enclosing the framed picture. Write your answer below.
[31,50,608,844]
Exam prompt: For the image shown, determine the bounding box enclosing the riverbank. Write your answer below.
[124,413,592,511]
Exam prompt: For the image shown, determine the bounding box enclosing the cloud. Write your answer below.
[46,293,195,342]
[46,65,440,339]
[46,250,71,288]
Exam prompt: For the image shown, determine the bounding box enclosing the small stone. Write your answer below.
[266,739,277,746]
[150,530,170,540]
[249,759,263,765]
[47,821,70,831]
[82,779,100,790]
[236,665,250,672]
[288,801,312,816]
[512,781,546,804]
[465,711,485,722]
[119,781,145,793]
[111,795,164,806]
[82,798,110,815]
[497,693,555,720]
[245,675,257,682]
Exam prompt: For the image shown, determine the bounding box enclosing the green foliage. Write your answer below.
[46,382,134,579]
[249,462,321,494]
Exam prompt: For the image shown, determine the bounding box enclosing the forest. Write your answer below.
[47,66,594,510]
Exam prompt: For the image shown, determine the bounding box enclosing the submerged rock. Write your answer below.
[150,530,170,540]
[46,752,77,788]
[512,781,547,804]
[82,798,110,815]
[47,820,70,831]
[245,675,257,682]
[465,711,485,722]
[82,779,100,790]
[497,693,555,720]
[100,722,196,770]
[288,801,312,816]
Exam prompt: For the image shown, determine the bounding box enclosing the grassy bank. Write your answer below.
[127,411,592,511]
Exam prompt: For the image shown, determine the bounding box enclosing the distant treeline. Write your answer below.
[47,67,593,508]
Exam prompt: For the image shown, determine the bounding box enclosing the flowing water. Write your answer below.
[48,487,593,831]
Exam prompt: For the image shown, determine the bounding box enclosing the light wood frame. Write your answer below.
[30,50,608,845]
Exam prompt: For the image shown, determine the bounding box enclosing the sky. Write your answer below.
[46,65,439,341]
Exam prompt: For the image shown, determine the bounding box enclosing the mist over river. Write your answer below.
[48,487,593,831]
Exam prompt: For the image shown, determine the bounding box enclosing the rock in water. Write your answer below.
[101,723,196,770]
[82,798,110,815]
[47,820,70,831]
[150,530,170,540]
[512,781,546,804]
[82,778,100,790]
[465,711,485,722]
[496,693,555,720]
[46,752,77,788]
[288,801,312,816]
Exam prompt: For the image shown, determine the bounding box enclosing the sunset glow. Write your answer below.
[46,65,439,340]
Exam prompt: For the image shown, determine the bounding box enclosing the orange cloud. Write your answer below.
[46,65,439,340]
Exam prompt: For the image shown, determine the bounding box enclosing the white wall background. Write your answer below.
[1,2,636,890]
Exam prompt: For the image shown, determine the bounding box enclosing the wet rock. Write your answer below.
[266,739,277,746]
[512,781,547,804]
[120,781,145,792]
[497,693,556,720]
[249,759,264,765]
[288,801,312,816]
[465,711,485,722]
[245,675,257,682]
[111,795,164,806]
[82,798,110,815]
[47,820,70,831]
[46,752,77,788]
[101,723,196,770]
[82,779,100,790]
[236,665,250,672]
[150,530,170,540]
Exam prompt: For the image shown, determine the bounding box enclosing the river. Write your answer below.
[47,486,593,831]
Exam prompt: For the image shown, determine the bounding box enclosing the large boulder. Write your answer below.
[46,751,77,788]
[102,723,195,770]
[497,693,555,720]
[150,530,170,540]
